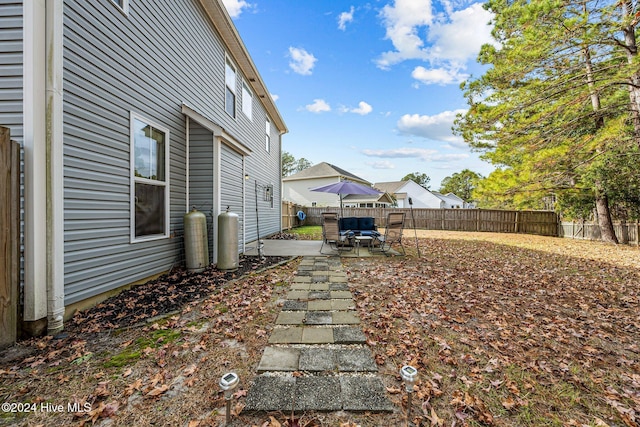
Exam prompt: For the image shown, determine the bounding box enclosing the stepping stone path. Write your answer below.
[244,256,393,413]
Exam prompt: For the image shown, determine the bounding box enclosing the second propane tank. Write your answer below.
[217,207,239,271]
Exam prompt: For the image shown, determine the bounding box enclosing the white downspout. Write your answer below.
[45,0,65,334]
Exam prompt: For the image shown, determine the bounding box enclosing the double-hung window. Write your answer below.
[131,113,169,241]
[265,118,271,153]
[225,59,236,118]
[242,82,252,120]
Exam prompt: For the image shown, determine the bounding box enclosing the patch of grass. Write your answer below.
[288,225,322,240]
[103,329,182,368]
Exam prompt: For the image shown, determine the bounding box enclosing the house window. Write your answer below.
[265,118,271,152]
[131,113,169,241]
[242,82,252,120]
[110,0,129,14]
[225,59,236,118]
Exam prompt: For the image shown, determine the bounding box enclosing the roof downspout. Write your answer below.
[45,0,65,334]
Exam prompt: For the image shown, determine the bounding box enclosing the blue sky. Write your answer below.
[222,0,496,188]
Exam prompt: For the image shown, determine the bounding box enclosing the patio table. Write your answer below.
[354,235,373,256]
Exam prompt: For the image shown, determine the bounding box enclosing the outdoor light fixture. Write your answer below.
[219,372,239,425]
[400,365,418,424]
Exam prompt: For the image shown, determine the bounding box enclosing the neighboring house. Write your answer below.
[4,0,286,336]
[283,162,378,207]
[374,181,444,208]
[432,192,470,209]
[374,181,473,209]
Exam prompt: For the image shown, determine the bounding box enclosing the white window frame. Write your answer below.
[225,58,236,118]
[241,82,253,120]
[265,118,271,153]
[110,0,130,15]
[130,112,170,242]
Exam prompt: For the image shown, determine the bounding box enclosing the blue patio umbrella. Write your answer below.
[309,180,382,216]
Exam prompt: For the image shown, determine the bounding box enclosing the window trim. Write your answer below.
[225,57,237,118]
[241,81,253,120]
[130,112,170,243]
[110,0,130,15]
[265,118,271,153]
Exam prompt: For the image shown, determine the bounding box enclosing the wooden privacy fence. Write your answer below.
[1,127,19,348]
[301,207,559,236]
[560,220,640,245]
[281,201,306,230]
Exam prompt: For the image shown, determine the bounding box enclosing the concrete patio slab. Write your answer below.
[244,375,295,411]
[333,327,367,344]
[332,312,361,325]
[336,348,378,372]
[301,327,334,344]
[331,299,355,310]
[307,300,332,311]
[340,376,395,412]
[294,377,342,411]
[304,311,332,325]
[276,311,306,325]
[330,290,353,299]
[257,347,300,372]
[282,300,307,311]
[298,348,337,371]
[268,327,303,344]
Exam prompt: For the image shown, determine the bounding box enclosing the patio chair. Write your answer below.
[374,212,406,256]
[320,212,353,254]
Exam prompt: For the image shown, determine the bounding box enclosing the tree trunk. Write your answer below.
[621,0,640,148]
[595,190,619,244]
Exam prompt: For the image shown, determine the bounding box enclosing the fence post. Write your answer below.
[1,127,19,348]
[514,211,520,233]
[636,220,639,246]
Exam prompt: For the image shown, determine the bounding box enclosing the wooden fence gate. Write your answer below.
[1,126,20,348]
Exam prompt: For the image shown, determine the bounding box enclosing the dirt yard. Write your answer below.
[0,232,638,427]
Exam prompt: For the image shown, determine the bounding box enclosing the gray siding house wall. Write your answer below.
[6,0,286,335]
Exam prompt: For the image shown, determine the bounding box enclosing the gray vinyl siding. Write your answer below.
[220,144,244,251]
[62,0,281,304]
[188,121,215,261]
[0,1,23,141]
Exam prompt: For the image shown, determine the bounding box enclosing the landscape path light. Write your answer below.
[400,365,418,425]
[219,372,239,426]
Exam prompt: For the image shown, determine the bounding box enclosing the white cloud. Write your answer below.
[270,93,279,102]
[427,3,494,63]
[338,6,355,30]
[221,0,252,18]
[411,65,468,85]
[375,0,433,69]
[288,47,317,75]
[366,160,396,169]
[343,101,373,115]
[305,99,331,113]
[362,147,468,162]
[397,109,467,143]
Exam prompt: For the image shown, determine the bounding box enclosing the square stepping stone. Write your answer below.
[332,299,355,310]
[269,327,303,344]
[330,290,353,299]
[332,312,360,325]
[311,275,329,283]
[340,376,394,412]
[301,327,334,344]
[290,282,310,290]
[304,311,332,325]
[244,375,295,411]
[276,312,306,325]
[298,348,337,371]
[294,377,342,411]
[293,276,311,283]
[330,283,350,291]
[308,291,330,300]
[287,290,309,300]
[282,300,307,311]
[309,283,330,291]
[308,300,332,311]
[257,347,300,371]
[336,348,378,372]
[333,327,366,344]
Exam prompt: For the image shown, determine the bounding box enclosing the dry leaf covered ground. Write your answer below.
[0,231,639,427]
